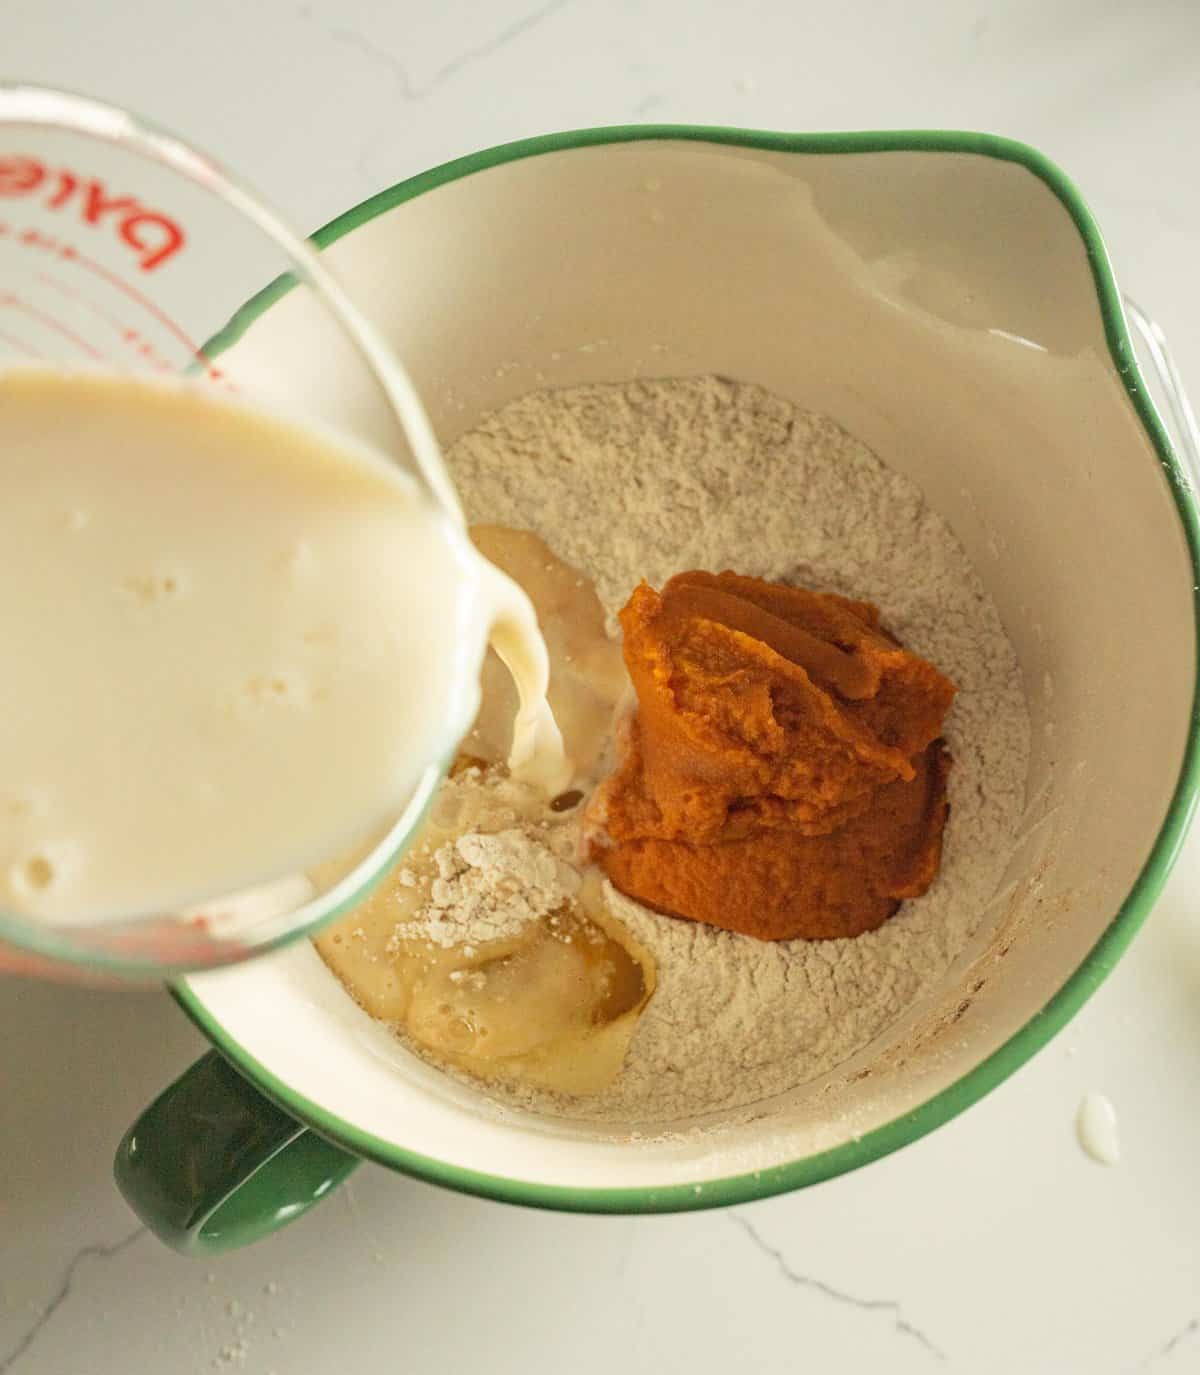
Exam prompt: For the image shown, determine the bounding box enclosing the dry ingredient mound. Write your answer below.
[390,827,580,950]
[442,375,1030,1124]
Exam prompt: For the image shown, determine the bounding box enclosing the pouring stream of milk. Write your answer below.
[0,369,567,926]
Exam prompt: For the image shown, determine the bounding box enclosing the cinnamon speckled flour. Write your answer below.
[445,376,1030,1123]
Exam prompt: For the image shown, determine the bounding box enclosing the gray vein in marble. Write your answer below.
[296,0,575,187]
[0,1225,146,1373]
[431,0,575,90]
[1146,1316,1200,1366]
[729,1214,946,1361]
[302,0,574,104]
[315,20,418,102]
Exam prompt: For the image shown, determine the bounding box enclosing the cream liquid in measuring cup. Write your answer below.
[0,369,566,925]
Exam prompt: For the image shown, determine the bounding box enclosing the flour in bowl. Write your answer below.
[442,375,1031,1123]
[391,825,580,951]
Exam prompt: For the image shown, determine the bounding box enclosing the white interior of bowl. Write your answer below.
[185,140,1196,1190]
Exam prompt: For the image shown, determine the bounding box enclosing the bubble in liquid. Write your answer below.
[120,571,183,604]
[22,854,54,889]
[240,670,308,708]
[275,540,315,577]
[8,850,59,899]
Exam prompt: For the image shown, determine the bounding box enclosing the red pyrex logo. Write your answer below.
[0,157,185,272]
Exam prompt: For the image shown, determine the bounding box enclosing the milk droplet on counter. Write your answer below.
[1076,1090,1120,1166]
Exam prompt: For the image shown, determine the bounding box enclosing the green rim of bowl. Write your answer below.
[177,123,1200,1214]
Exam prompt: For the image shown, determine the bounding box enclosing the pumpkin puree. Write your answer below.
[588,571,956,940]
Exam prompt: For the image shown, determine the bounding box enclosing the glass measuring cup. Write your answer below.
[0,84,467,980]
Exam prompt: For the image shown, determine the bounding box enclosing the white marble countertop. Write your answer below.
[4,2,1200,1371]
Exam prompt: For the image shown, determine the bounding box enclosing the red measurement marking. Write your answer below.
[34,272,174,373]
[0,293,105,361]
[19,227,57,252]
[62,242,234,386]
[6,225,236,390]
[0,327,40,359]
[36,270,126,334]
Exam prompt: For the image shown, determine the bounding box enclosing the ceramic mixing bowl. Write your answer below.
[115,127,1200,1253]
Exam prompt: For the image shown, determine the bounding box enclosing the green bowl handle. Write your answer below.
[114,1050,360,1255]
